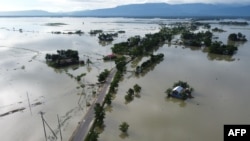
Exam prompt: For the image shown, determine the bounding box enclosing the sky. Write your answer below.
[0,0,250,12]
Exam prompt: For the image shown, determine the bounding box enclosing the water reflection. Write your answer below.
[105,105,113,113]
[165,96,187,107]
[99,41,112,46]
[119,132,129,139]
[207,53,235,61]
[1,17,250,141]
[135,58,164,78]
[227,40,247,46]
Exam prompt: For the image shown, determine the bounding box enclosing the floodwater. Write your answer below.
[0,17,249,141]
[98,20,250,141]
[0,17,160,141]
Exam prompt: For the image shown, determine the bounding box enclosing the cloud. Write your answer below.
[1,0,250,12]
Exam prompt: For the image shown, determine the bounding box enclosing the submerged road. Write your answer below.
[70,68,117,141]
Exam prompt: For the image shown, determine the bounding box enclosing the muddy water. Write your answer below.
[0,17,249,141]
[99,23,250,141]
[0,17,160,141]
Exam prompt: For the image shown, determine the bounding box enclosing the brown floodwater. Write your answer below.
[99,21,250,141]
[0,17,160,141]
[0,17,249,141]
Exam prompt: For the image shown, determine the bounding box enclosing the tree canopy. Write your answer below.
[228,32,247,42]
[119,122,129,133]
[209,41,237,55]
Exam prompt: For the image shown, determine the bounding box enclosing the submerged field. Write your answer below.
[0,17,250,141]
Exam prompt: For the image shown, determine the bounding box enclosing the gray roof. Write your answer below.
[173,86,184,93]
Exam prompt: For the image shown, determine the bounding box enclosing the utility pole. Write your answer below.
[40,112,47,141]
[43,119,57,140]
[57,114,63,141]
[27,92,32,115]
[40,112,58,140]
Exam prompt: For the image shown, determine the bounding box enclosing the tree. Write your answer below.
[105,93,112,105]
[237,32,243,38]
[45,54,51,61]
[87,131,99,141]
[165,88,172,96]
[228,33,238,41]
[98,69,110,82]
[125,88,134,102]
[133,84,141,94]
[125,94,133,102]
[94,103,105,127]
[115,56,127,72]
[119,122,129,133]
[127,88,134,96]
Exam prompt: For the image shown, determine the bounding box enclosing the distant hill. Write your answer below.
[73,3,250,17]
[0,10,54,17]
[0,3,250,17]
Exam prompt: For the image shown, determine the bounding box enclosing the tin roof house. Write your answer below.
[170,86,187,100]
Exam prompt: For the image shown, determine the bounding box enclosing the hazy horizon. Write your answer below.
[0,0,250,12]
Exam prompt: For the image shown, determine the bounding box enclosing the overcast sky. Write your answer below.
[0,0,250,12]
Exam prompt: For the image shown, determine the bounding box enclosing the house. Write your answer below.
[103,54,117,61]
[170,86,187,99]
[170,86,193,100]
[172,86,184,95]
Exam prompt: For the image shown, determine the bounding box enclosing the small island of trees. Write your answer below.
[136,53,164,74]
[98,33,118,41]
[228,32,247,42]
[89,30,103,35]
[181,31,212,47]
[45,49,84,68]
[119,122,129,133]
[166,81,194,100]
[219,21,248,26]
[124,84,142,102]
[212,27,225,32]
[209,41,238,55]
[111,26,172,56]
[98,69,110,83]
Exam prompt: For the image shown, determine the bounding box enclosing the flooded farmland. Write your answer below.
[0,17,250,141]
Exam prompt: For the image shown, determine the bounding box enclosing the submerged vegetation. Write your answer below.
[89,30,103,35]
[119,122,129,133]
[44,22,67,26]
[209,41,237,55]
[136,53,164,74]
[98,33,118,41]
[219,21,248,26]
[98,69,110,83]
[51,30,84,35]
[83,20,248,141]
[181,31,212,47]
[45,49,83,68]
[112,26,172,56]
[124,84,142,102]
[228,32,247,42]
[212,27,225,32]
